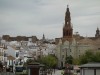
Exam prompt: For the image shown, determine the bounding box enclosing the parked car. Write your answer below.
[15,65,27,75]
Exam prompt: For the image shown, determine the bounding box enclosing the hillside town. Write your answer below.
[0,1,100,75]
[0,34,55,68]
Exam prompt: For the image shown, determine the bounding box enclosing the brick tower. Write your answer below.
[63,5,73,42]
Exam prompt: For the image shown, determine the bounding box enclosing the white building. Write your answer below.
[80,63,100,75]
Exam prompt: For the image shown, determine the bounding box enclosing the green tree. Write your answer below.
[93,52,100,62]
[71,50,100,65]
[79,54,88,64]
[23,58,40,66]
[40,55,57,68]
[65,55,73,64]
[79,50,97,64]
[73,58,80,65]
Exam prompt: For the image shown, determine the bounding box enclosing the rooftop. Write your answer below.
[80,63,100,68]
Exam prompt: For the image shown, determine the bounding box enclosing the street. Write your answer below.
[47,70,62,75]
[52,70,62,75]
[0,70,72,75]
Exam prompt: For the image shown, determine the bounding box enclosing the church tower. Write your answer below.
[42,34,46,42]
[63,5,73,41]
[95,27,100,38]
[42,34,45,41]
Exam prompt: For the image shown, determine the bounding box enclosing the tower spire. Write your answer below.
[95,27,100,37]
[63,5,73,42]
[42,34,45,42]
[67,5,69,12]
[97,27,99,30]
[67,5,69,8]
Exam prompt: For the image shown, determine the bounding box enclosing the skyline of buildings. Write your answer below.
[0,0,100,39]
[55,6,100,68]
[0,3,100,72]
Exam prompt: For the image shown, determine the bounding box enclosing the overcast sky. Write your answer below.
[0,0,100,39]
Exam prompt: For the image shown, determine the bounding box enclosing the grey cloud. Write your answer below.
[0,0,100,39]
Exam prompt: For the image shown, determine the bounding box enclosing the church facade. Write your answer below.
[55,5,100,68]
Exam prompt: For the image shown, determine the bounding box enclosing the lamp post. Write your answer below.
[65,63,70,75]
[74,32,79,58]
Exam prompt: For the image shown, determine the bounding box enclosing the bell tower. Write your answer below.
[95,27,100,38]
[63,5,73,41]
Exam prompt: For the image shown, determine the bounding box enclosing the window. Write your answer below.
[70,49,71,52]
[79,55,80,57]
[4,53,7,57]
[62,55,64,58]
[16,52,19,57]
[79,50,80,52]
